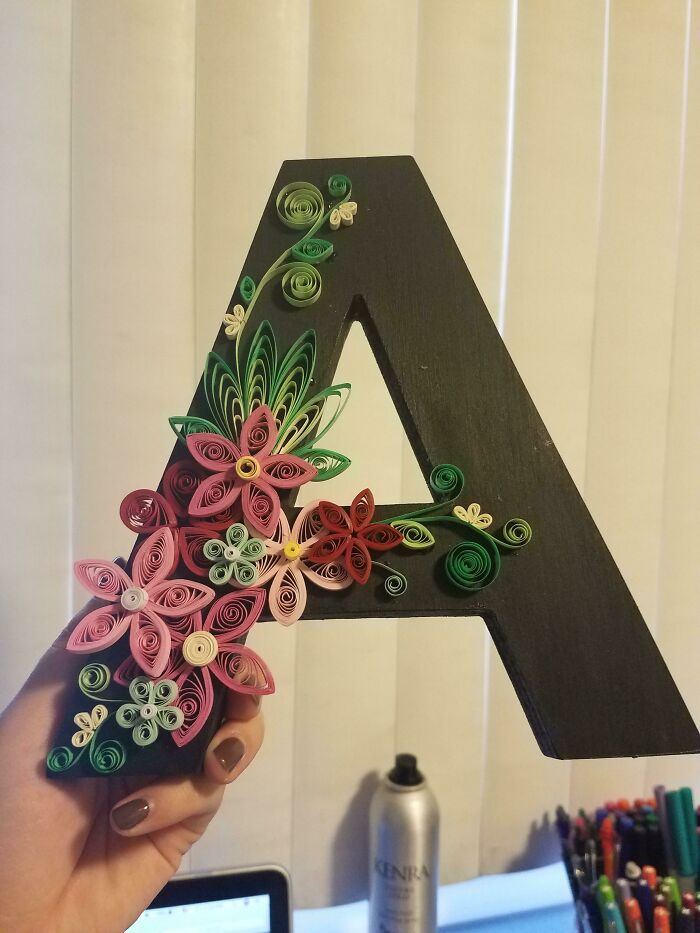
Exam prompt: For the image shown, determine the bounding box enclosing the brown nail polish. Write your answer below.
[111,797,149,830]
[215,737,245,773]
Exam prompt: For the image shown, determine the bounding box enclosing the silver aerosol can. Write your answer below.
[369,753,439,933]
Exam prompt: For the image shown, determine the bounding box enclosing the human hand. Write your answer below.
[0,582,265,933]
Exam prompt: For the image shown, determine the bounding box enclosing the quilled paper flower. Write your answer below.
[255,501,352,625]
[68,528,215,678]
[204,522,266,587]
[452,503,493,529]
[116,677,184,747]
[306,488,403,585]
[71,704,108,748]
[160,589,274,746]
[223,304,245,339]
[329,201,357,231]
[185,405,317,536]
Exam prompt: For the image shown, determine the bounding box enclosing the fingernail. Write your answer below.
[215,737,245,773]
[111,798,149,830]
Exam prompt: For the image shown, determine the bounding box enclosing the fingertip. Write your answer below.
[206,733,247,784]
[110,796,151,835]
[225,689,262,722]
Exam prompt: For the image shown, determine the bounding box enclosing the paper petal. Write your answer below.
[188,472,241,518]
[74,559,131,602]
[261,454,317,489]
[239,405,278,458]
[242,480,280,536]
[163,460,202,517]
[166,610,203,643]
[129,608,171,678]
[148,579,214,617]
[210,643,275,695]
[73,711,92,731]
[317,501,352,534]
[186,433,241,471]
[113,654,145,686]
[357,523,403,551]
[67,604,131,653]
[292,501,325,548]
[268,564,306,625]
[346,538,372,584]
[306,533,349,564]
[120,488,177,534]
[132,527,178,589]
[172,666,214,747]
[179,526,215,578]
[300,558,352,590]
[350,488,375,530]
[203,588,265,642]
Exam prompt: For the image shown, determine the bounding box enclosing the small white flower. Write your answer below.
[452,503,493,529]
[223,304,245,339]
[329,201,358,231]
[71,704,108,748]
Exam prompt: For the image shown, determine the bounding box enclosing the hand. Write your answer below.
[0,582,265,933]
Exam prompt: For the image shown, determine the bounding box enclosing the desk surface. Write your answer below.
[294,862,575,932]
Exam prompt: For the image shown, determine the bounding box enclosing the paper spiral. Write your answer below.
[429,463,464,500]
[276,181,325,230]
[281,262,322,307]
[444,538,499,592]
[328,174,351,199]
[78,663,111,697]
[500,518,532,548]
[89,738,126,774]
[46,746,75,773]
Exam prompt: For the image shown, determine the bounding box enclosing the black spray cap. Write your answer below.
[388,753,424,786]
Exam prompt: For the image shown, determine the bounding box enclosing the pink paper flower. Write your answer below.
[255,502,352,625]
[185,406,317,536]
[160,589,274,746]
[68,528,215,678]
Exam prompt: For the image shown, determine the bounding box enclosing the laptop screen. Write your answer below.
[128,893,271,933]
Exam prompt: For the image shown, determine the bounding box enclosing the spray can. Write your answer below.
[369,753,439,933]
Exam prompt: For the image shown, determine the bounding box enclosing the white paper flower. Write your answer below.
[223,304,245,339]
[329,201,358,231]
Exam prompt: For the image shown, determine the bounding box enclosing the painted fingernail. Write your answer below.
[215,737,245,773]
[111,798,149,830]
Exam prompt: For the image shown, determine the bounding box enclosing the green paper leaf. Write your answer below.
[269,329,316,427]
[169,415,221,443]
[291,238,334,265]
[389,520,435,550]
[203,352,244,441]
[273,383,351,454]
[244,320,277,416]
[298,448,351,482]
[239,275,256,304]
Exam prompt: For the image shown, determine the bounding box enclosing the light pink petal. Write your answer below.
[300,557,353,591]
[119,488,177,534]
[255,549,286,586]
[203,589,266,643]
[179,526,215,578]
[260,454,317,489]
[269,564,306,626]
[188,472,241,518]
[239,405,278,458]
[66,604,131,652]
[148,579,214,617]
[293,501,325,548]
[186,432,240,471]
[172,665,214,747]
[210,643,275,695]
[129,608,171,678]
[113,654,145,686]
[265,509,291,550]
[242,479,280,537]
[132,527,177,588]
[74,559,131,602]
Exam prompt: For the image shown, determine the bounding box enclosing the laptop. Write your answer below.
[128,866,291,933]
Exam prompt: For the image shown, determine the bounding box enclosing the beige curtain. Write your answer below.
[2,0,699,909]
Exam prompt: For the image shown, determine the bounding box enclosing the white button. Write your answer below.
[223,546,241,562]
[121,587,149,611]
[139,704,157,720]
[182,631,218,667]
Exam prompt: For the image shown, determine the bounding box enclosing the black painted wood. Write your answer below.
[51,155,699,777]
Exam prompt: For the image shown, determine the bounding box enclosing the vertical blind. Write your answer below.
[2,0,699,908]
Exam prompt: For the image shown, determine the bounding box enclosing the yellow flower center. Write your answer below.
[235,455,261,481]
[283,540,301,561]
[182,631,218,667]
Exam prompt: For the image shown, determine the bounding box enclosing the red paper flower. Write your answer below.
[306,488,403,584]
[155,589,274,746]
[185,406,317,536]
[68,529,215,678]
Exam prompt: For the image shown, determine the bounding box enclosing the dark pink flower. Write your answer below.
[185,406,317,536]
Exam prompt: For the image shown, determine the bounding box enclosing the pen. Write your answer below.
[601,817,616,880]
[680,906,695,933]
[624,897,645,933]
[662,875,681,912]
[637,878,654,932]
[604,900,626,932]
[655,786,675,875]
[653,905,670,933]
[666,790,693,876]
